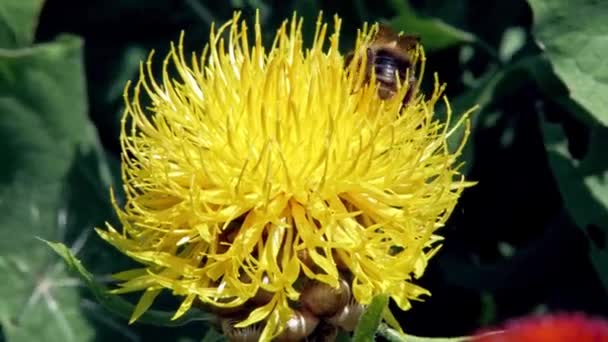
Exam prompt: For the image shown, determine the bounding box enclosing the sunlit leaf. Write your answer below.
[529,0,608,126]
[0,34,95,342]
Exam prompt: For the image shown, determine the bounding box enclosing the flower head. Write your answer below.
[97,11,474,340]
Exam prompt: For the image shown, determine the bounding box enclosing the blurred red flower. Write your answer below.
[474,313,608,342]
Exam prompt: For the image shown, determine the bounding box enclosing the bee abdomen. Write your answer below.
[373,50,410,85]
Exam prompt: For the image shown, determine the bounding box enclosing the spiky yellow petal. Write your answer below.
[98,10,475,340]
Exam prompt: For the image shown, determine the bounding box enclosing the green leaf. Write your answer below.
[336,330,353,342]
[541,120,608,291]
[498,27,526,63]
[442,68,500,174]
[0,0,45,48]
[0,33,151,342]
[387,1,477,52]
[0,35,95,342]
[440,61,527,174]
[524,54,605,127]
[529,0,608,126]
[445,55,561,174]
[352,294,388,342]
[44,240,217,327]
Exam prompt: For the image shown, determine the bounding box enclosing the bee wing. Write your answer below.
[373,24,401,46]
[396,34,420,53]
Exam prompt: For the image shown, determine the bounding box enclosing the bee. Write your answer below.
[346,25,420,105]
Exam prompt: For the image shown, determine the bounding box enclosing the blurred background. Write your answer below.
[1,0,607,341]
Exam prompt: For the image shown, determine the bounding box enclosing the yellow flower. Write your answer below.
[97,10,475,341]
